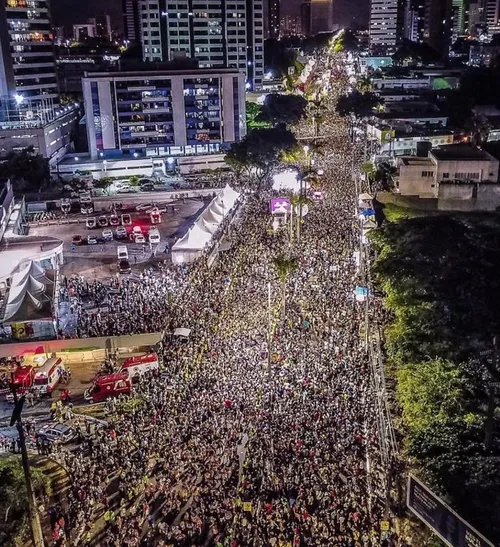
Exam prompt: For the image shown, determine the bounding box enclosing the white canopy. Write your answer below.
[3,261,54,322]
[174,327,191,338]
[172,185,240,254]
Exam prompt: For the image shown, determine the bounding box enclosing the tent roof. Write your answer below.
[172,222,212,251]
[3,261,55,323]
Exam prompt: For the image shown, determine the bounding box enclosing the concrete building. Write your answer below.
[0,0,59,119]
[73,23,96,42]
[269,0,280,39]
[367,122,455,157]
[0,106,79,166]
[301,1,312,36]
[123,0,141,44]
[310,0,333,35]
[397,144,500,198]
[82,68,246,161]
[89,15,112,40]
[469,44,500,65]
[369,0,405,51]
[138,0,264,90]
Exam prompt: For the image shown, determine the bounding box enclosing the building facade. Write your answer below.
[269,0,280,39]
[0,0,59,120]
[123,0,141,44]
[138,0,264,90]
[82,68,246,161]
[369,0,405,51]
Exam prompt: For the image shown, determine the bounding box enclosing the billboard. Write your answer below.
[407,475,495,547]
[270,197,291,214]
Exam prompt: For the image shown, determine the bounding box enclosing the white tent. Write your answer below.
[171,185,240,264]
[3,261,54,322]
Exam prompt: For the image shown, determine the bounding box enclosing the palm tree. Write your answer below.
[272,254,298,318]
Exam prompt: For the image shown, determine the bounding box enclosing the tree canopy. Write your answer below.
[372,214,500,542]
[258,93,308,127]
[0,146,50,193]
[336,90,381,118]
[225,127,297,188]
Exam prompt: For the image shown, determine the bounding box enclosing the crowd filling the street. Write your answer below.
[37,120,404,546]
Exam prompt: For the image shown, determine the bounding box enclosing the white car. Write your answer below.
[102,229,113,241]
[134,234,146,244]
[148,229,160,244]
[115,226,127,239]
[86,217,97,229]
[87,235,98,245]
[37,423,75,444]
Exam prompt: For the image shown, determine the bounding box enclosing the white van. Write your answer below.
[33,357,65,396]
[148,227,160,244]
[117,245,129,260]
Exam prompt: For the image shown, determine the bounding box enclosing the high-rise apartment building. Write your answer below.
[82,68,246,160]
[486,0,500,37]
[403,0,452,57]
[0,0,59,120]
[269,0,280,39]
[89,15,112,39]
[123,0,141,44]
[301,1,312,36]
[369,0,405,50]
[300,0,333,36]
[139,0,264,90]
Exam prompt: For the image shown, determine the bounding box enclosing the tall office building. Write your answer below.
[139,0,264,90]
[404,0,452,56]
[269,0,280,39]
[486,0,500,37]
[301,1,313,36]
[300,0,333,36]
[123,0,141,44]
[369,0,405,50]
[0,0,59,120]
[89,15,112,39]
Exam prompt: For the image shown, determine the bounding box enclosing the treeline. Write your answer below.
[371,215,500,543]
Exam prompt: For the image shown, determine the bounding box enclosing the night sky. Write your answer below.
[51,0,369,35]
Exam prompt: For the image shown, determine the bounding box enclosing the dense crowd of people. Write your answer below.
[39,52,407,547]
[48,137,403,547]
[59,266,190,337]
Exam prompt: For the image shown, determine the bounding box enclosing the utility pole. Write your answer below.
[10,377,45,547]
[484,336,499,451]
[267,281,272,380]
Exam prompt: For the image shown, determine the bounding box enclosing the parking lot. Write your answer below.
[29,195,209,278]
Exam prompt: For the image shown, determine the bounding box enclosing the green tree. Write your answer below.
[246,102,270,129]
[0,146,50,192]
[258,93,308,127]
[336,90,381,118]
[225,127,297,189]
[272,254,298,317]
[398,359,466,434]
[0,457,50,546]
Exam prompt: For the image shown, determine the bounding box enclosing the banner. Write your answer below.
[407,475,495,547]
[270,197,291,215]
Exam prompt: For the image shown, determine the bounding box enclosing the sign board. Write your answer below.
[294,204,309,217]
[355,287,369,302]
[407,475,495,547]
[380,129,396,143]
[270,197,291,215]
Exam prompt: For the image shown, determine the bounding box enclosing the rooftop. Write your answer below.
[84,67,242,79]
[399,157,434,166]
[430,145,496,162]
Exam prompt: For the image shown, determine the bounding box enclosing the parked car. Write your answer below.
[87,235,98,245]
[98,215,108,227]
[134,234,146,244]
[109,215,120,226]
[140,183,155,192]
[117,184,136,194]
[86,217,97,229]
[115,226,127,239]
[72,234,83,246]
[81,203,94,215]
[37,423,75,444]
[102,229,113,241]
[135,203,152,212]
[130,226,143,242]
[119,259,131,274]
[121,214,132,226]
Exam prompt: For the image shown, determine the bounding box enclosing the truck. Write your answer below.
[120,353,159,381]
[6,366,35,403]
[84,372,131,403]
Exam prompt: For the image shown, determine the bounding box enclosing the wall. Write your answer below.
[434,158,500,182]
[398,165,437,197]
[438,183,500,211]
[0,331,163,359]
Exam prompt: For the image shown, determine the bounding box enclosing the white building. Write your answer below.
[139,0,264,90]
[0,106,79,166]
[397,145,500,198]
[82,68,246,161]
